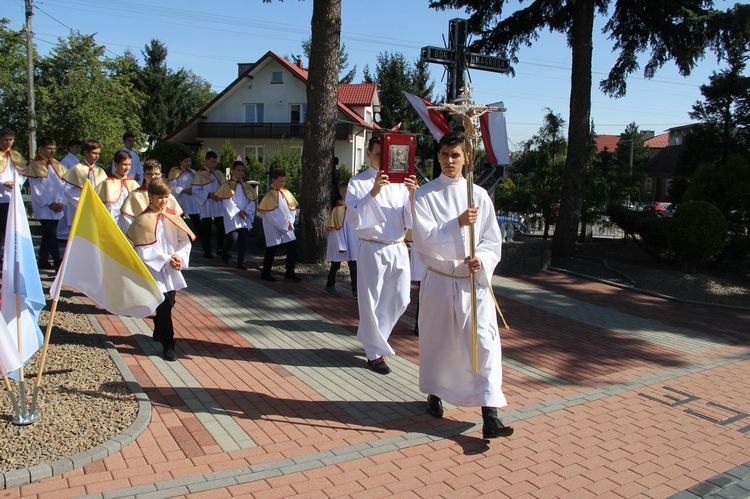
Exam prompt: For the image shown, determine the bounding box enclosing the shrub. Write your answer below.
[147,142,195,172]
[668,201,728,270]
[636,216,673,262]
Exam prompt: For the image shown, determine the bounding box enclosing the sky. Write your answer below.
[4,0,739,149]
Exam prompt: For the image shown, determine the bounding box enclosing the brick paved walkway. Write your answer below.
[2,251,750,499]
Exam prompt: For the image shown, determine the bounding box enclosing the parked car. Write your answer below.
[642,201,672,217]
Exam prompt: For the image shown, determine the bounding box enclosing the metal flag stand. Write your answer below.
[429,81,505,373]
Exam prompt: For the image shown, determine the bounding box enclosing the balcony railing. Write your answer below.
[197,122,353,141]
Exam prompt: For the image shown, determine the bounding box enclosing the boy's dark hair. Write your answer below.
[0,128,16,139]
[122,132,135,141]
[143,159,162,172]
[270,168,286,179]
[66,138,82,148]
[233,160,245,168]
[113,150,132,165]
[438,131,466,149]
[37,136,56,148]
[178,151,192,161]
[82,140,101,153]
[205,151,218,160]
[368,135,380,152]
[148,178,172,196]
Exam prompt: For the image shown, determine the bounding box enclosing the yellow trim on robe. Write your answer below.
[192,168,227,187]
[95,176,141,204]
[0,150,27,173]
[214,180,258,201]
[120,188,183,218]
[126,207,196,247]
[168,166,197,180]
[326,202,346,231]
[258,187,299,212]
[24,156,67,179]
[62,163,108,188]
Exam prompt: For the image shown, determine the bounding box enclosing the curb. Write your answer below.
[1,303,152,490]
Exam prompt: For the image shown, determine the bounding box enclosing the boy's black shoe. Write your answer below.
[221,253,229,265]
[203,251,213,259]
[426,395,444,418]
[38,260,53,270]
[237,264,248,270]
[261,274,277,282]
[482,417,514,439]
[284,273,302,282]
[367,356,391,375]
[163,347,178,362]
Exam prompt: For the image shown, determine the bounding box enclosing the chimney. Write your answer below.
[641,130,655,140]
[296,59,303,69]
[238,63,254,77]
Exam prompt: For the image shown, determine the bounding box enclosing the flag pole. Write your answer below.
[30,299,59,414]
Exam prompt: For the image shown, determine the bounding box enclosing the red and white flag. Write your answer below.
[479,102,510,165]
[403,92,451,142]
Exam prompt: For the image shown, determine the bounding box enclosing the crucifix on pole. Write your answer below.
[420,18,511,177]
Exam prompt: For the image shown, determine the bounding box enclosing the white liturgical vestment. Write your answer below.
[345,166,412,360]
[412,174,507,408]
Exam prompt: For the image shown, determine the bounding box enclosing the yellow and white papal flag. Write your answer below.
[50,182,164,318]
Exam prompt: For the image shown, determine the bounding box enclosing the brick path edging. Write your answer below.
[1,305,152,490]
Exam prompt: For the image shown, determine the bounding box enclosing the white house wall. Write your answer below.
[206,61,308,123]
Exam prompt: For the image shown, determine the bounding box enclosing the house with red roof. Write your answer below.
[164,51,380,176]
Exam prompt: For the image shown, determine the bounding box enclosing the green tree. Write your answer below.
[609,123,649,204]
[429,0,749,257]
[137,39,214,150]
[0,19,30,154]
[500,109,566,238]
[35,31,142,163]
[363,52,438,166]
[300,37,356,83]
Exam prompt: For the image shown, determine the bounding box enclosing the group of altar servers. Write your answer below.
[3,125,513,437]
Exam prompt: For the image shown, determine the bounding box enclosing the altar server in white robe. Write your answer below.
[217,161,257,270]
[258,168,300,281]
[61,139,107,239]
[95,150,140,225]
[412,131,513,439]
[127,178,195,362]
[345,135,418,375]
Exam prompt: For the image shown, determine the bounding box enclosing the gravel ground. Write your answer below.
[0,287,137,473]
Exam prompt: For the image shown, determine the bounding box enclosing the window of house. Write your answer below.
[290,104,307,123]
[365,110,372,124]
[644,177,652,194]
[665,178,673,197]
[271,71,283,84]
[244,103,264,123]
[244,146,264,163]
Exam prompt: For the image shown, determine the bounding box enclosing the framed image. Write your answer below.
[381,133,416,183]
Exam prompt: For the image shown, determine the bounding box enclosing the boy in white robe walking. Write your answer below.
[412,131,513,439]
[127,178,195,362]
[325,181,357,297]
[217,161,257,270]
[345,136,418,375]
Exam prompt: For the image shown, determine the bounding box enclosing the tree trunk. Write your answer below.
[298,0,341,263]
[551,0,595,257]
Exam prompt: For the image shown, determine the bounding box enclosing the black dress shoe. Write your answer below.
[284,273,302,282]
[366,356,391,375]
[203,252,214,259]
[426,394,444,418]
[482,417,514,438]
[237,264,248,270]
[38,260,53,270]
[261,274,277,282]
[163,347,178,362]
[221,253,229,264]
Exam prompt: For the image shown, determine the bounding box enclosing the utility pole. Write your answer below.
[25,0,36,158]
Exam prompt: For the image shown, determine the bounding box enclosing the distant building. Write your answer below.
[642,125,696,201]
[164,51,381,177]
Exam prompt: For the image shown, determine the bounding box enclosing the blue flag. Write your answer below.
[1,173,45,380]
